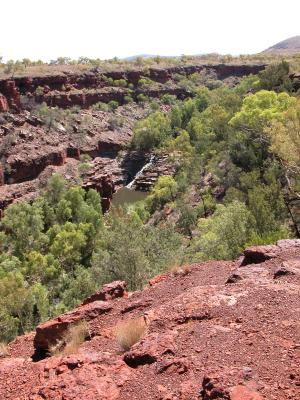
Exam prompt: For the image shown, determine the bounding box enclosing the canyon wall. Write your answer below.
[0,63,267,215]
[0,63,266,112]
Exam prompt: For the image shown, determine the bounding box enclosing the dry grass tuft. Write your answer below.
[115,317,147,352]
[48,320,90,356]
[0,342,8,358]
[169,264,192,276]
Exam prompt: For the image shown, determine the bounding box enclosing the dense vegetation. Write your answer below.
[0,61,299,342]
[0,175,182,342]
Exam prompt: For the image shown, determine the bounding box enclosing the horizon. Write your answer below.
[1,0,300,62]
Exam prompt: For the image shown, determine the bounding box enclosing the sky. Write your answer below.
[1,0,300,62]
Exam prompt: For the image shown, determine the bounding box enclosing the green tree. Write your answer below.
[91,212,182,291]
[132,112,171,150]
[146,176,178,213]
[230,90,296,132]
[169,130,194,155]
[1,202,46,258]
[189,201,255,260]
[265,101,300,180]
[258,61,293,92]
[49,222,87,273]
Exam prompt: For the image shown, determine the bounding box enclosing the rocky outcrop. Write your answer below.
[123,331,177,368]
[0,63,266,111]
[0,80,21,110]
[34,281,127,352]
[0,104,153,215]
[241,239,300,266]
[0,94,9,112]
[6,148,67,184]
[38,87,131,109]
[201,375,264,400]
[82,281,127,305]
[1,239,300,399]
[129,154,178,191]
[34,301,113,352]
[0,63,267,216]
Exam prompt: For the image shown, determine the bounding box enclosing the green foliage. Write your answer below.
[189,201,255,260]
[168,130,194,155]
[1,202,46,258]
[3,59,25,76]
[136,93,150,103]
[108,100,119,110]
[91,211,182,291]
[92,102,109,111]
[35,86,44,96]
[108,115,125,130]
[160,94,177,105]
[146,176,178,213]
[265,100,300,178]
[258,61,293,92]
[124,95,134,104]
[176,204,197,235]
[0,174,104,341]
[132,112,171,150]
[114,79,127,88]
[229,90,295,132]
[248,184,284,234]
[138,77,153,87]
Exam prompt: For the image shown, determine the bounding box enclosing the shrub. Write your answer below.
[136,93,150,103]
[138,77,152,87]
[124,95,133,104]
[146,176,178,212]
[93,102,109,111]
[35,86,44,96]
[108,100,119,110]
[78,162,91,176]
[115,317,147,351]
[132,111,171,150]
[160,94,177,105]
[258,61,293,92]
[114,79,127,88]
[108,115,125,130]
[48,320,89,356]
[149,100,160,111]
[169,264,192,276]
[189,201,255,261]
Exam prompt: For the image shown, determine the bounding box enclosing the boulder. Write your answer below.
[241,245,278,266]
[241,240,300,266]
[273,259,300,279]
[34,301,112,351]
[148,272,169,286]
[200,377,263,400]
[82,281,127,305]
[33,353,133,400]
[200,375,231,399]
[123,331,177,368]
[230,385,263,400]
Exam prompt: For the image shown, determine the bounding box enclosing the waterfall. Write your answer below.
[126,155,155,189]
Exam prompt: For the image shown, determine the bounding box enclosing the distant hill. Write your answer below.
[123,54,180,61]
[263,36,300,54]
